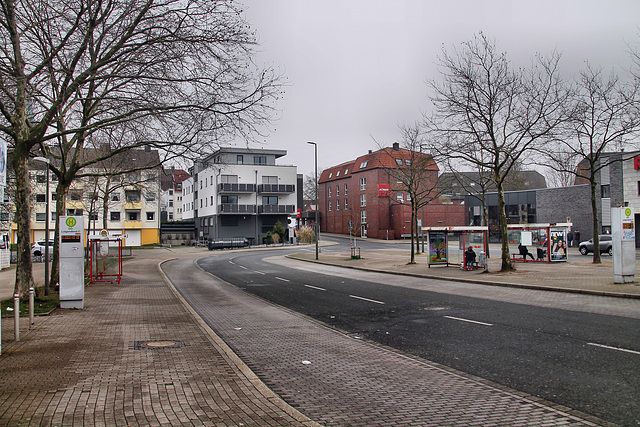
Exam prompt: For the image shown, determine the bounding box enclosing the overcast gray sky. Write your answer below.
[239,0,640,177]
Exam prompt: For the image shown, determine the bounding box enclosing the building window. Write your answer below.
[51,212,57,222]
[360,177,366,191]
[344,184,348,195]
[360,161,368,169]
[89,212,98,221]
[254,156,267,165]
[145,192,155,202]
[336,185,340,197]
[328,187,332,198]
[344,198,348,210]
[329,172,333,178]
[262,196,278,205]
[345,169,349,174]
[36,175,46,184]
[601,184,610,198]
[221,195,238,204]
[395,158,402,166]
[263,176,278,184]
[328,201,332,211]
[360,194,366,207]
[336,171,340,177]
[336,199,340,210]
[146,212,155,221]
[211,195,213,205]
[169,189,174,195]
[111,193,120,201]
[36,194,46,203]
[125,190,140,202]
[36,212,46,222]
[128,212,138,221]
[169,200,174,207]
[237,155,244,164]
[1,212,8,222]
[67,209,83,216]
[69,190,83,201]
[361,210,367,224]
[110,212,121,221]
[405,159,411,166]
[397,193,404,203]
[168,212,174,220]
[221,175,238,184]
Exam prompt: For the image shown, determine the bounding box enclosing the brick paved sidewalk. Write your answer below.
[0,250,318,426]
[289,246,640,299]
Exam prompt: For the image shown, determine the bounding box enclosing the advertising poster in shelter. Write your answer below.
[429,232,447,264]
[550,229,567,261]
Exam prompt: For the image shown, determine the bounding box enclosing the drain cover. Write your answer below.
[134,340,184,350]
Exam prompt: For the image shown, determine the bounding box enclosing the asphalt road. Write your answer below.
[192,237,640,426]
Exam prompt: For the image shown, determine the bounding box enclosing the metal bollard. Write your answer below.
[14,294,20,342]
[29,287,35,330]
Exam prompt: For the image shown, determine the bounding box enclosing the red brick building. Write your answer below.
[319,144,465,239]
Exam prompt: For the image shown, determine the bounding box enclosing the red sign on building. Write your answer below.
[634,156,640,170]
[378,184,390,197]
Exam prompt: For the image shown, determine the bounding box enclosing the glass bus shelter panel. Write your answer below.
[448,232,464,266]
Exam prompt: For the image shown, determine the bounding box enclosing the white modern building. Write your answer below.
[160,167,189,222]
[182,147,298,244]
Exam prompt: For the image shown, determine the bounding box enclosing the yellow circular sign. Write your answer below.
[625,208,632,217]
[66,217,77,227]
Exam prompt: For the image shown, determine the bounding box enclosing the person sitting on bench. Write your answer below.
[518,244,535,260]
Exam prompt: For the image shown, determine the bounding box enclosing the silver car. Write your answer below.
[31,240,54,257]
[578,235,612,256]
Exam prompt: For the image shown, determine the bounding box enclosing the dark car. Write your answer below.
[578,235,613,256]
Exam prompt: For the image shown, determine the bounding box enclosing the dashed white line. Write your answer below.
[349,295,385,305]
[254,271,265,275]
[588,342,640,356]
[304,284,326,291]
[275,277,290,282]
[238,265,248,270]
[444,316,493,326]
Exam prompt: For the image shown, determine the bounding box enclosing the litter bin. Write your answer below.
[479,251,486,268]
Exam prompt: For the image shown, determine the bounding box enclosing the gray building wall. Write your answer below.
[536,184,594,243]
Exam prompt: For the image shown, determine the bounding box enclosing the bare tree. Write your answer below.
[542,64,640,264]
[424,33,568,272]
[0,0,282,295]
[378,125,440,264]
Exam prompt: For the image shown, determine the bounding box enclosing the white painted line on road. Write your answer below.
[588,342,640,356]
[304,284,326,291]
[254,271,266,275]
[275,277,290,282]
[444,316,493,326]
[238,265,248,270]
[349,295,385,305]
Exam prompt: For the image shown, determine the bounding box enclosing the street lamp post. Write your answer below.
[306,142,319,260]
[33,156,50,296]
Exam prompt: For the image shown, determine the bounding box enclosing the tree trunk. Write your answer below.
[590,179,601,264]
[12,147,34,296]
[481,196,490,258]
[496,180,514,272]
[409,202,416,264]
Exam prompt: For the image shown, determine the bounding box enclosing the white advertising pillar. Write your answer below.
[611,207,635,284]
[59,216,85,308]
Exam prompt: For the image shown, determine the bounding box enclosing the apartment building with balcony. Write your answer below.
[3,147,161,247]
[182,147,297,244]
[160,167,190,222]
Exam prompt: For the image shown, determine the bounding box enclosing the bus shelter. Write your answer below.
[507,223,572,263]
[88,234,123,283]
[422,226,488,270]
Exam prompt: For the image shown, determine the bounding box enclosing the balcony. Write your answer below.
[258,204,296,214]
[258,184,295,194]
[218,204,256,214]
[66,200,84,209]
[124,201,142,210]
[124,220,142,228]
[218,183,256,193]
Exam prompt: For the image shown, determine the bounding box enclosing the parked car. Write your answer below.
[31,240,55,257]
[208,238,249,250]
[578,235,613,256]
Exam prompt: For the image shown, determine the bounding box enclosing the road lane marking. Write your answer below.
[304,284,326,291]
[275,277,290,282]
[444,316,493,326]
[349,295,385,305]
[254,271,265,275]
[588,342,640,355]
[238,265,248,270]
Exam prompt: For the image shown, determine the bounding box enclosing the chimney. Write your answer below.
[368,150,373,154]
[392,142,400,151]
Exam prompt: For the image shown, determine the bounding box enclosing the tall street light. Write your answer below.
[306,141,319,260]
[33,156,50,296]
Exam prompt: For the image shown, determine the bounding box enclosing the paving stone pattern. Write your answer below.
[0,255,316,426]
[165,257,608,427]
